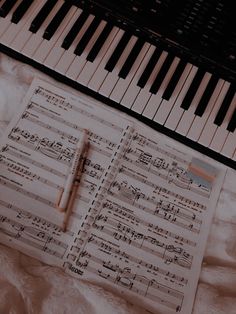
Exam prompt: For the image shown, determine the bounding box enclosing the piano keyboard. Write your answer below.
[0,0,235,169]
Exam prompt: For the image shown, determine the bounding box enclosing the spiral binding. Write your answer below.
[66,124,134,264]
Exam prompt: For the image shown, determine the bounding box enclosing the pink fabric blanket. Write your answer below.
[0,53,236,314]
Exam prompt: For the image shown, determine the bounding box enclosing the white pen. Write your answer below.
[56,129,88,212]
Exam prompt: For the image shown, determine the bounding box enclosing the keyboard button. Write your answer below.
[104,32,131,72]
[0,0,19,37]
[29,0,58,33]
[1,0,41,46]
[186,79,226,142]
[194,75,219,117]
[210,91,236,152]
[78,26,119,86]
[143,57,180,120]
[86,22,113,62]
[87,29,125,91]
[180,68,205,110]
[10,0,49,51]
[121,45,156,109]
[44,7,82,69]
[162,60,187,101]
[214,84,235,126]
[131,51,168,114]
[176,72,212,136]
[0,0,17,18]
[155,63,192,125]
[164,65,198,130]
[99,35,138,97]
[11,0,33,24]
[61,10,88,50]
[227,107,236,132]
[137,46,162,88]
[110,42,150,103]
[221,131,236,158]
[22,0,63,57]
[74,16,100,56]
[66,20,106,81]
[43,1,72,40]
[118,38,145,79]
[149,53,175,94]
[55,14,94,74]
[33,1,76,63]
[197,81,230,146]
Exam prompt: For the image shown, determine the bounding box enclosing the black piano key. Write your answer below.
[180,68,205,110]
[61,11,88,50]
[86,22,113,62]
[227,107,236,132]
[43,1,72,40]
[137,47,162,88]
[104,32,132,72]
[29,0,58,33]
[162,60,187,100]
[118,38,145,79]
[0,0,17,18]
[74,17,100,56]
[149,53,175,94]
[11,0,33,24]
[194,75,219,117]
[214,84,235,126]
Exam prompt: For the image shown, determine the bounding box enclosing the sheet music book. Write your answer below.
[0,78,226,314]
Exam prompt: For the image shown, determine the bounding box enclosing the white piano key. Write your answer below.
[154,62,192,125]
[77,26,119,86]
[175,72,212,136]
[55,14,94,75]
[0,1,19,37]
[143,57,180,120]
[164,65,198,130]
[87,29,125,92]
[131,51,168,114]
[1,0,41,46]
[187,79,227,141]
[221,131,236,158]
[120,45,156,109]
[210,92,236,152]
[44,7,82,69]
[33,3,76,63]
[10,0,48,51]
[99,35,138,97]
[233,149,236,162]
[21,0,63,58]
[198,81,231,147]
[109,42,150,103]
[66,20,106,81]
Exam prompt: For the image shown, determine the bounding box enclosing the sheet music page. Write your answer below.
[0,78,132,267]
[67,123,225,314]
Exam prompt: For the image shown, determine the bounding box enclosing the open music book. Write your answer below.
[0,78,225,314]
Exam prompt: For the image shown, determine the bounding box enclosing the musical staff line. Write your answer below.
[8,127,112,161]
[34,88,123,132]
[100,200,196,247]
[0,216,67,259]
[83,235,188,285]
[29,102,118,149]
[2,145,65,178]
[72,257,183,312]
[0,199,74,236]
[116,165,206,210]
[92,223,193,269]
[124,147,211,197]
[131,133,188,165]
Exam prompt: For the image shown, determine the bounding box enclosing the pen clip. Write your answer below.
[55,188,66,212]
